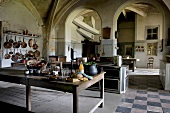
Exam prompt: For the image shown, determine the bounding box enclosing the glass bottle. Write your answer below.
[79,62,84,73]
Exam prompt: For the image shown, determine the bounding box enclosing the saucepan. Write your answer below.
[4,35,12,49]
[21,37,27,48]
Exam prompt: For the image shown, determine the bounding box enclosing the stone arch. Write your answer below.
[113,0,166,38]
[62,6,102,61]
[112,0,168,68]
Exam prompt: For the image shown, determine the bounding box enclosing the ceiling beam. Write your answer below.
[162,0,170,11]
[126,6,147,17]
[122,9,127,19]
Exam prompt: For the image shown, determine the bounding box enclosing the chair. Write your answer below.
[147,57,154,68]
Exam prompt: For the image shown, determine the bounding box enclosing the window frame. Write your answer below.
[145,26,159,40]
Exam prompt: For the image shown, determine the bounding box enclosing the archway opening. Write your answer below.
[65,7,101,61]
[114,1,164,69]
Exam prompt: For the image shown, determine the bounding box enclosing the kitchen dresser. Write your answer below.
[159,60,170,90]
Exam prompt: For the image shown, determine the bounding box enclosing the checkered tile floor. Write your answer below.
[115,75,170,113]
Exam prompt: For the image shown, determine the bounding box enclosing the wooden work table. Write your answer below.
[0,67,105,113]
[122,58,140,72]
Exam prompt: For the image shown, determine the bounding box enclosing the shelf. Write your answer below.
[3,32,40,38]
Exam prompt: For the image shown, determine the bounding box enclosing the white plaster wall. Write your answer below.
[135,41,162,68]
[136,13,163,41]
[135,13,163,68]
[0,0,42,67]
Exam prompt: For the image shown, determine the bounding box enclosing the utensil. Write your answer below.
[102,45,105,56]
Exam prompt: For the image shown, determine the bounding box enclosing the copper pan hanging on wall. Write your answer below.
[33,38,38,50]
[28,38,34,48]
[4,35,12,49]
[21,37,27,48]
[34,50,40,58]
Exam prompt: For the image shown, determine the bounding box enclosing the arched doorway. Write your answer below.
[113,0,166,69]
[64,7,102,61]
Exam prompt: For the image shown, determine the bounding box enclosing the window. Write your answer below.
[146,26,158,40]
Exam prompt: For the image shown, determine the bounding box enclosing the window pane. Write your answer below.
[147,35,151,39]
[147,29,152,33]
[152,34,157,39]
[153,27,158,33]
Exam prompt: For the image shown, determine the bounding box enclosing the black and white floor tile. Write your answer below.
[115,74,170,113]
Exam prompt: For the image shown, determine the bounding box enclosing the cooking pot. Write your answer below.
[4,49,10,59]
[13,36,19,48]
[3,35,12,49]
[33,39,38,50]
[28,50,34,57]
[34,50,40,58]
[11,49,18,61]
[21,37,27,48]
[8,35,13,43]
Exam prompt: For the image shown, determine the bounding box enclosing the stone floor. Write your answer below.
[116,75,170,113]
[0,68,169,113]
[128,68,160,75]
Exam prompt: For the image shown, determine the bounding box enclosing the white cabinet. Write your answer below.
[160,60,170,90]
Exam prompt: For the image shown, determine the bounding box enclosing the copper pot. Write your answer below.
[4,35,12,49]
[4,49,10,59]
[8,35,13,43]
[28,50,34,57]
[33,39,38,50]
[28,38,34,48]
[34,50,40,58]
[13,36,19,48]
[21,37,27,48]
[11,49,18,61]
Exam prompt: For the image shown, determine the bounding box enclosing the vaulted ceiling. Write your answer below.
[0,0,169,27]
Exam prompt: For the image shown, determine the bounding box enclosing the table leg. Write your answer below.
[99,77,104,108]
[73,89,78,113]
[132,61,134,72]
[26,85,31,111]
[133,61,136,72]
